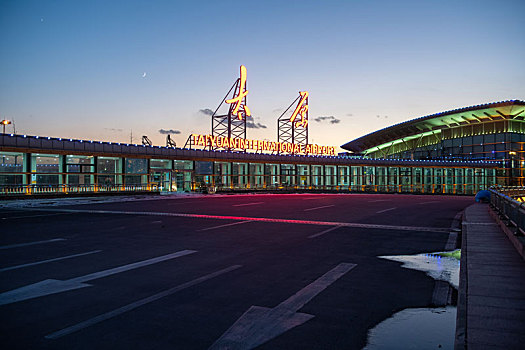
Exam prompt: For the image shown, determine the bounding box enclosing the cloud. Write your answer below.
[272,108,283,113]
[199,108,214,116]
[158,129,181,135]
[104,128,123,132]
[346,113,353,117]
[376,115,389,119]
[246,120,268,129]
[314,116,341,124]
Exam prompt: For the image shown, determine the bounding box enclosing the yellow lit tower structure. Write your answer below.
[209,65,251,148]
[277,91,309,150]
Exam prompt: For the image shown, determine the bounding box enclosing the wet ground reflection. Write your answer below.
[379,251,460,289]
[364,251,460,349]
[363,306,456,350]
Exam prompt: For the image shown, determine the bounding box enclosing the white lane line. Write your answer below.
[0,238,66,250]
[45,264,242,340]
[232,202,264,207]
[198,220,252,232]
[308,225,342,239]
[1,213,71,220]
[419,201,440,205]
[304,205,335,212]
[69,250,196,283]
[376,207,397,214]
[0,250,102,273]
[368,199,392,203]
[17,208,450,233]
[151,220,162,224]
[0,250,197,306]
[210,263,357,349]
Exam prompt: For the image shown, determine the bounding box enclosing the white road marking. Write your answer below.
[151,220,162,224]
[376,207,397,214]
[462,222,499,226]
[419,201,440,205]
[304,205,335,212]
[198,220,252,232]
[308,225,343,239]
[45,265,242,340]
[0,238,66,250]
[0,250,196,306]
[232,202,264,207]
[210,263,357,350]
[368,199,392,203]
[1,213,70,220]
[0,250,102,272]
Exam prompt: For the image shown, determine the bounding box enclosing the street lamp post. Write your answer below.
[1,119,11,134]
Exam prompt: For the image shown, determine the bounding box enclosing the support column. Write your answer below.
[93,156,98,191]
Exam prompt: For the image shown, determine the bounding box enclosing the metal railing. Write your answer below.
[490,187,525,236]
[492,186,525,199]
[0,184,158,196]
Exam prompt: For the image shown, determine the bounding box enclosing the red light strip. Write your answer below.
[24,208,449,233]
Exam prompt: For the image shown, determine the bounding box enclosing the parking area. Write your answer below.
[0,193,471,349]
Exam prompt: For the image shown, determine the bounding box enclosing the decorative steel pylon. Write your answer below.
[278,91,309,147]
[210,65,252,149]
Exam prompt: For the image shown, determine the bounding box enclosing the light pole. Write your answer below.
[1,119,11,134]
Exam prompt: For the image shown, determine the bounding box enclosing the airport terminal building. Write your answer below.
[342,100,525,185]
[1,100,523,197]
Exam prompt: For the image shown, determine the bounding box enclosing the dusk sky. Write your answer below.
[1,0,523,150]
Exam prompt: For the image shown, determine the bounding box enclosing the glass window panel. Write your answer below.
[66,155,94,173]
[33,154,60,173]
[126,158,147,174]
[473,135,483,144]
[150,159,172,169]
[484,134,495,143]
[0,152,24,173]
[0,174,24,185]
[97,157,120,174]
[511,133,525,142]
[173,160,193,170]
[495,133,505,142]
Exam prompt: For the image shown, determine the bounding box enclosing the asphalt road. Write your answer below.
[0,193,472,349]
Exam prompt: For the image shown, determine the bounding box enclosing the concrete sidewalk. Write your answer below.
[456,203,525,349]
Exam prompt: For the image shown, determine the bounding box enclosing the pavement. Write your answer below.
[0,193,495,349]
[456,203,525,349]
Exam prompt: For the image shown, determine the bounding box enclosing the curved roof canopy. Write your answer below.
[341,100,525,153]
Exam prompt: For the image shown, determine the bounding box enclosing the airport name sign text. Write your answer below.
[191,134,336,156]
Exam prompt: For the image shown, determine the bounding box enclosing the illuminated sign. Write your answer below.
[289,91,308,128]
[225,65,251,120]
[191,134,335,156]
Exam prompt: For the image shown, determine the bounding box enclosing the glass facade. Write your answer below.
[0,149,496,196]
[362,129,524,186]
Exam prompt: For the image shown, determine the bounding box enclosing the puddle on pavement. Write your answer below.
[363,306,457,350]
[364,251,460,350]
[378,250,460,289]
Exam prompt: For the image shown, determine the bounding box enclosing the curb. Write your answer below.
[455,210,468,350]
